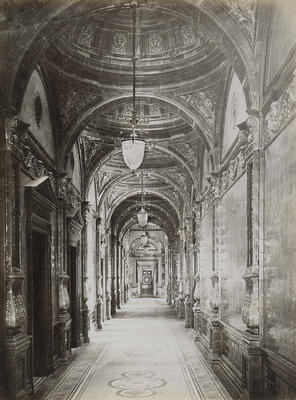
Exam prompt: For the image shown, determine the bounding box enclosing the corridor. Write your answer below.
[33,298,232,400]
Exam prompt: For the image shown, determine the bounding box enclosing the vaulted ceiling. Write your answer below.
[7,0,258,239]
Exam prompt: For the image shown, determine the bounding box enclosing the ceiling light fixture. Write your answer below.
[137,167,149,227]
[121,3,145,171]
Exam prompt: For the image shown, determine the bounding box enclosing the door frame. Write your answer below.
[136,260,158,297]
[25,178,56,378]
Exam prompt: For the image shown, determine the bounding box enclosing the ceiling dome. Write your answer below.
[45,4,226,87]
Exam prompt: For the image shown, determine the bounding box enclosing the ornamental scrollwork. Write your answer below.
[224,0,257,43]
[180,88,217,129]
[5,117,54,186]
[264,70,296,144]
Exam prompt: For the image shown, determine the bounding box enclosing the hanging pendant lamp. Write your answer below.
[137,168,148,227]
[121,3,145,171]
[122,135,145,171]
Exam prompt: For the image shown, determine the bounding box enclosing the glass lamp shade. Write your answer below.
[137,207,148,227]
[140,232,148,245]
[122,139,145,170]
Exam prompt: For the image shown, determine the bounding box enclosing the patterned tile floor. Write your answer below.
[34,298,233,400]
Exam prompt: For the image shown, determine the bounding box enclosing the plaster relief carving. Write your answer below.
[83,135,103,163]
[180,89,217,128]
[225,0,257,43]
[6,277,27,331]
[5,117,54,185]
[59,89,98,127]
[181,25,195,46]
[112,32,127,54]
[241,267,259,332]
[149,34,162,54]
[231,91,239,129]
[150,104,161,116]
[78,25,94,47]
[265,70,296,143]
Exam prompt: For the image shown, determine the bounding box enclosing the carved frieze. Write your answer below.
[224,0,257,43]
[264,70,296,144]
[180,88,217,128]
[5,117,54,185]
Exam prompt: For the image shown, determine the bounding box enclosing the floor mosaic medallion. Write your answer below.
[108,371,167,398]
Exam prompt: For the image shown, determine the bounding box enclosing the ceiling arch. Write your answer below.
[61,93,216,171]
[105,189,183,226]
[97,170,191,216]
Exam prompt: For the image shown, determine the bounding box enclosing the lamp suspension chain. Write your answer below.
[132,4,136,120]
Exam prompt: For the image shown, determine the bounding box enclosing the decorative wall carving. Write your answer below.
[180,88,217,128]
[171,142,199,169]
[58,177,81,212]
[264,70,296,144]
[112,32,127,54]
[193,273,201,307]
[225,0,257,43]
[58,276,70,313]
[82,135,103,163]
[241,266,259,332]
[6,117,54,185]
[59,89,98,127]
[210,271,220,313]
[6,276,26,332]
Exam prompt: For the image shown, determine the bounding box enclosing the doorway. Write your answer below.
[31,230,49,376]
[141,269,153,296]
[68,246,81,347]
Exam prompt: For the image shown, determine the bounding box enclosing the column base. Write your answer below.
[58,312,72,362]
[82,306,90,343]
[5,332,33,400]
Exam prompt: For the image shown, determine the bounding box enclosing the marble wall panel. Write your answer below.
[220,173,247,330]
[200,210,213,311]
[264,117,296,363]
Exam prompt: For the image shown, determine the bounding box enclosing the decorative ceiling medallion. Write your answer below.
[150,104,161,116]
[180,25,195,46]
[78,25,94,47]
[112,32,127,54]
[148,34,162,54]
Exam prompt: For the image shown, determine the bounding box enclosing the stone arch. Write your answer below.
[105,190,182,227]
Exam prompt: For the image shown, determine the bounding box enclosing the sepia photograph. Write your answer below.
[0,0,295,399]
